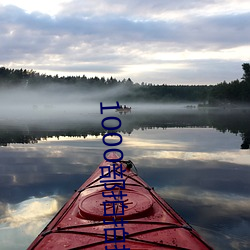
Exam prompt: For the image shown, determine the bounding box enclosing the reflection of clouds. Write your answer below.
[0,196,61,250]
[43,135,103,142]
[123,127,243,152]
[121,128,249,166]
[0,202,7,218]
[0,196,59,230]
[0,127,249,249]
[194,224,250,250]
[124,129,186,145]
[157,186,250,216]
[4,138,104,177]
[154,150,250,166]
[124,139,185,150]
[0,139,104,204]
[157,186,250,249]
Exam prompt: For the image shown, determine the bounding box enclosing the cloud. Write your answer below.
[58,0,243,19]
[0,1,250,84]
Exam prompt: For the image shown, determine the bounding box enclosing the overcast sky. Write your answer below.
[0,0,250,85]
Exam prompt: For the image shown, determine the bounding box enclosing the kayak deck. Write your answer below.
[28,153,213,249]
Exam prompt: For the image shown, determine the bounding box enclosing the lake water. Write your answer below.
[0,104,250,249]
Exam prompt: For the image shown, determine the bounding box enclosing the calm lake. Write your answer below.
[0,104,250,249]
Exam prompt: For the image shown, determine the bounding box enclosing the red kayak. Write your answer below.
[28,152,213,249]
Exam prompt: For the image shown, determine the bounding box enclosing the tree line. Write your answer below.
[208,63,250,105]
[0,63,249,104]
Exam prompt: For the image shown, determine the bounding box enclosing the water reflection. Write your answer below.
[0,196,62,250]
[0,108,250,249]
[0,196,59,228]
[0,107,250,149]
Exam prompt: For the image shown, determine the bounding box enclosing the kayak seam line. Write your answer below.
[122,237,191,250]
[55,221,181,231]
[44,228,191,250]
[50,225,190,240]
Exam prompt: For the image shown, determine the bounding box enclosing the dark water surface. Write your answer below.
[0,105,250,249]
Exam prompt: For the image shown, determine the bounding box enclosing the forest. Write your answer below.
[0,63,250,104]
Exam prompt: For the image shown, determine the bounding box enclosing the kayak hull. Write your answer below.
[28,153,213,249]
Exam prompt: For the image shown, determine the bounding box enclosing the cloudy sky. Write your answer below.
[0,0,250,85]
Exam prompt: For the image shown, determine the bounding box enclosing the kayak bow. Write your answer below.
[28,152,213,249]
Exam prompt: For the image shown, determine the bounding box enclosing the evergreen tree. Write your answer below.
[242,63,250,83]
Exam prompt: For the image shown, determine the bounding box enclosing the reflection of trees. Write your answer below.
[0,123,106,146]
[0,131,38,146]
[241,134,250,149]
[199,109,250,149]
[0,109,250,149]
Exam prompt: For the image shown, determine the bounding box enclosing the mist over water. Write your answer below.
[0,84,198,124]
[0,85,98,121]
